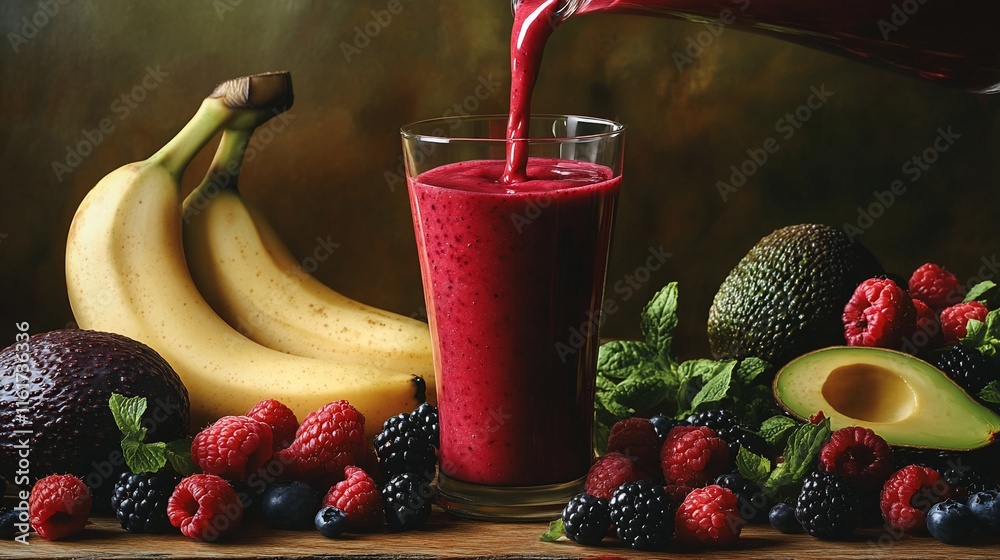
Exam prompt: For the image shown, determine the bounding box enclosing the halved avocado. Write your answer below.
[774,346,1000,450]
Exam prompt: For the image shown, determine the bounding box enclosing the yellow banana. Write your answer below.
[181,129,433,379]
[65,72,430,435]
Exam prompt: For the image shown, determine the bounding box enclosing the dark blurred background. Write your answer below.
[1,0,998,360]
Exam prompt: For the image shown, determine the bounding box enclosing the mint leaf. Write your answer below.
[961,310,1000,361]
[978,381,1000,404]
[110,393,148,442]
[595,374,616,392]
[736,447,771,486]
[598,340,659,380]
[596,391,631,421]
[609,376,672,413]
[764,418,832,499]
[641,283,679,360]
[122,439,168,473]
[540,518,565,542]
[734,357,769,383]
[758,416,799,448]
[165,439,196,476]
[688,361,734,412]
[965,281,996,304]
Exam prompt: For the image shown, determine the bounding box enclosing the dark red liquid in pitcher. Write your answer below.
[505,0,1000,181]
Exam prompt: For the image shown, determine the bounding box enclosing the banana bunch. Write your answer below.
[66,72,434,434]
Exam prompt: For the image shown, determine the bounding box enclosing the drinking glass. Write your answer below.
[401,115,624,520]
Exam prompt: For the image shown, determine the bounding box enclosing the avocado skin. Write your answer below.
[0,329,189,508]
[707,224,883,369]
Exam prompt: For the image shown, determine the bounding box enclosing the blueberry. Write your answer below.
[315,506,348,538]
[1,508,22,540]
[967,490,1000,535]
[261,481,320,530]
[926,499,975,544]
[769,503,803,534]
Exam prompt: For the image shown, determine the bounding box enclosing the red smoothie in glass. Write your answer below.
[409,157,619,486]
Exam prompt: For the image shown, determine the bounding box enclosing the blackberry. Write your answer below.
[609,480,674,550]
[382,473,434,531]
[411,403,439,448]
[110,471,181,533]
[374,413,438,481]
[942,466,993,502]
[768,503,802,534]
[794,472,858,540]
[714,473,768,523]
[687,409,770,461]
[649,415,689,443]
[936,344,997,395]
[561,493,611,545]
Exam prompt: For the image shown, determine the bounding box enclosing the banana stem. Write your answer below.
[150,99,231,179]
[149,72,293,179]
[200,128,253,193]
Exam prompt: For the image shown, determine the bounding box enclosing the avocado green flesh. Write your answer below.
[774,346,1000,450]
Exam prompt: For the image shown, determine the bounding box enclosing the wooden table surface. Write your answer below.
[9,509,1000,559]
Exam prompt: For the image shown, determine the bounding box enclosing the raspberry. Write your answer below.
[818,427,895,490]
[28,474,92,541]
[795,471,858,539]
[880,465,951,533]
[940,301,989,346]
[561,493,611,545]
[908,263,964,311]
[910,298,944,350]
[381,473,434,531]
[247,399,299,450]
[935,344,998,395]
[373,413,437,482]
[583,452,647,500]
[192,416,274,481]
[167,474,243,541]
[276,400,366,485]
[661,425,729,487]
[843,277,917,349]
[609,480,674,550]
[110,471,181,533]
[674,484,744,546]
[606,417,661,476]
[322,466,383,531]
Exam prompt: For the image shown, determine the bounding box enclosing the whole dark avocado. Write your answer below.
[0,329,189,509]
[707,224,883,369]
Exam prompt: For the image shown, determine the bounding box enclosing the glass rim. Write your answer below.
[400,114,625,143]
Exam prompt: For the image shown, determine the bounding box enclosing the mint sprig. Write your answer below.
[964,280,997,307]
[960,308,1000,363]
[110,393,195,475]
[762,417,832,501]
[539,518,565,542]
[594,283,778,452]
